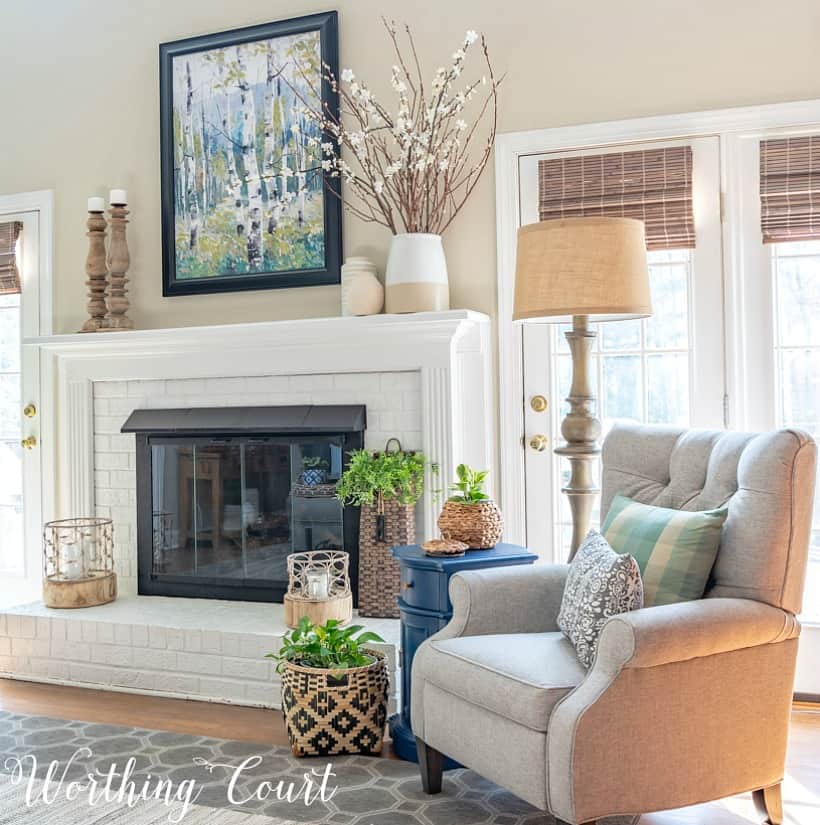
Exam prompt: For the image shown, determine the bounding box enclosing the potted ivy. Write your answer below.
[267,617,388,757]
[437,463,504,549]
[336,439,427,618]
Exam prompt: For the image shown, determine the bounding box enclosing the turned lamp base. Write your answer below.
[557,315,602,560]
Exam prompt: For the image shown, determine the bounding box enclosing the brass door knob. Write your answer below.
[530,395,548,413]
[21,436,37,450]
[23,403,37,418]
[529,434,548,452]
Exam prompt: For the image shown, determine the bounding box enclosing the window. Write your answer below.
[771,239,820,621]
[519,136,723,559]
[0,291,23,573]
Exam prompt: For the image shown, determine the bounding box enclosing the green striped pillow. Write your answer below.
[601,494,728,607]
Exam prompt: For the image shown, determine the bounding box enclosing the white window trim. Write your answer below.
[495,99,820,544]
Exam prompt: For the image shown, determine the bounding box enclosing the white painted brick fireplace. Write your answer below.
[1,310,493,709]
[94,370,423,594]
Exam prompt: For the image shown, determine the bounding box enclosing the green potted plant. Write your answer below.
[437,463,504,549]
[267,617,388,757]
[336,440,428,618]
[299,455,330,486]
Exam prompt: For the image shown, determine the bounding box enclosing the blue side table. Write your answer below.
[388,543,537,765]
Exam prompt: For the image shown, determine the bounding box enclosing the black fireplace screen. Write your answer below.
[122,406,364,603]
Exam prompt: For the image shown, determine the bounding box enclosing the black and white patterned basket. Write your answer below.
[280,648,389,757]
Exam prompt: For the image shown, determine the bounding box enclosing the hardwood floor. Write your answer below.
[0,679,817,824]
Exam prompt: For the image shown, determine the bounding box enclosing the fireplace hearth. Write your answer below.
[122,405,365,603]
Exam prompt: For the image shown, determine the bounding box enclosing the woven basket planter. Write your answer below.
[438,500,504,549]
[281,648,389,757]
[358,499,415,618]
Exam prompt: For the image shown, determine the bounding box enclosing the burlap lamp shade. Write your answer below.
[513,217,651,323]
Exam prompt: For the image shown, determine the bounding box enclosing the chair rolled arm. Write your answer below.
[594,597,800,673]
[434,563,569,641]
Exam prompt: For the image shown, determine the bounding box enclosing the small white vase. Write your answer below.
[341,257,384,316]
[384,233,450,314]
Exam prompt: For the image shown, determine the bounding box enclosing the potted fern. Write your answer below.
[267,617,388,757]
[337,440,428,618]
[437,463,504,549]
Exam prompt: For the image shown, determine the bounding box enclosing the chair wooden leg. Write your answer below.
[752,783,783,825]
[415,736,443,795]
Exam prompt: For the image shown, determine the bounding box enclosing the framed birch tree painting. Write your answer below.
[159,12,341,296]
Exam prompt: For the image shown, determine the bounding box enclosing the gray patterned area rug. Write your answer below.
[0,712,636,824]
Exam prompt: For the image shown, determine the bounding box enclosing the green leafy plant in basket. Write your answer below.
[266,616,385,673]
[268,617,390,759]
[438,462,504,549]
[335,448,427,507]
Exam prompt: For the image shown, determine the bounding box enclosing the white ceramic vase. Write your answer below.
[341,257,384,316]
[384,233,450,314]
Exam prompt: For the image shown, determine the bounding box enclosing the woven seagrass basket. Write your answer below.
[358,498,414,618]
[438,500,504,549]
[280,648,389,757]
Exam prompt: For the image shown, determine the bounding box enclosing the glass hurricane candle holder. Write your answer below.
[43,517,117,608]
[284,550,352,629]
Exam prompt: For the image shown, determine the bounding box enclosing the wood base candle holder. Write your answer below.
[80,210,109,333]
[104,202,134,331]
[284,550,352,629]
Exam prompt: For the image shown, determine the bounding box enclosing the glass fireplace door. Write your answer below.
[147,435,348,601]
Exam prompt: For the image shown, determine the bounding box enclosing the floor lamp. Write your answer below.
[513,217,651,559]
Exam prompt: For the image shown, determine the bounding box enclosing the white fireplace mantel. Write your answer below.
[27,310,494,543]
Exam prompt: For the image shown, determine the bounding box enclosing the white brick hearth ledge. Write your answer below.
[3,310,492,707]
[0,598,398,710]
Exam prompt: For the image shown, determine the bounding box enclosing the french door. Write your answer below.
[0,206,44,606]
[519,136,726,560]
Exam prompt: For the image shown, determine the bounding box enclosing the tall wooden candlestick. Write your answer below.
[105,201,134,330]
[80,209,109,333]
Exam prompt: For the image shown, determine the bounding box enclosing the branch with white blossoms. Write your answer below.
[298,20,502,235]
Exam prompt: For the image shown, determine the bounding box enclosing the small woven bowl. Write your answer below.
[422,538,469,557]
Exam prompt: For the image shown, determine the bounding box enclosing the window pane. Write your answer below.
[602,355,641,422]
[0,440,23,571]
[555,354,574,419]
[775,257,820,347]
[554,322,572,354]
[779,349,820,432]
[0,306,21,372]
[646,263,689,349]
[0,373,21,440]
[601,318,641,350]
[647,353,689,425]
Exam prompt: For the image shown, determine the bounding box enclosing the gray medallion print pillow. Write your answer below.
[557,530,644,668]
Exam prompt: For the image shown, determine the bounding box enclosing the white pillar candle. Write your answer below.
[87,196,106,212]
[109,189,128,205]
[306,569,330,599]
[59,538,85,580]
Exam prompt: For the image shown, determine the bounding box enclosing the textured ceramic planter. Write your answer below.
[385,233,450,314]
[341,257,384,316]
[437,500,504,549]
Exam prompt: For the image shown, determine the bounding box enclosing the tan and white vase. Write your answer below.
[384,233,450,314]
[341,257,384,316]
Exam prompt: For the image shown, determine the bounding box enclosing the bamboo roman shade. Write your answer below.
[0,221,23,295]
[538,146,696,250]
[760,135,820,243]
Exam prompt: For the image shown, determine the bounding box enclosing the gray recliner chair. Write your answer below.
[411,424,817,825]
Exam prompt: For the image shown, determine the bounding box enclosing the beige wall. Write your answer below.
[3,0,820,333]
